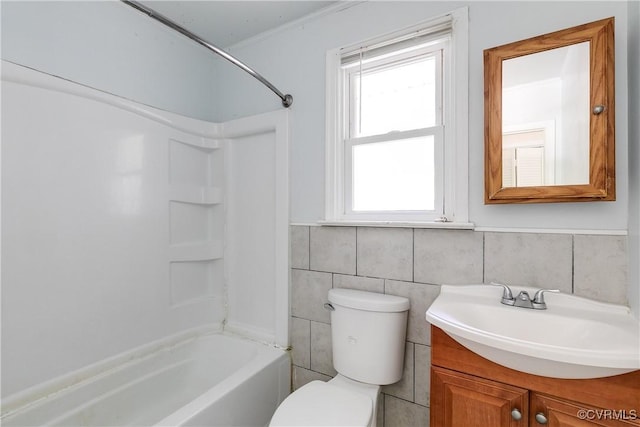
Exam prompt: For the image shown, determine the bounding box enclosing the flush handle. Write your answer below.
[511,408,522,421]
[323,302,335,311]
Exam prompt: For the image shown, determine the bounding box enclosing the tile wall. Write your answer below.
[289,225,628,427]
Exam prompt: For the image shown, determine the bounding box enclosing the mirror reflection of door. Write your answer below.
[502,128,547,187]
[502,41,590,187]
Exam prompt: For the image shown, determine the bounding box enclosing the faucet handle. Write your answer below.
[532,288,560,309]
[491,282,515,305]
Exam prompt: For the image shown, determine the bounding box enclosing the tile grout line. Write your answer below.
[482,231,486,283]
[307,225,311,271]
[412,228,415,283]
[355,226,359,277]
[571,234,575,294]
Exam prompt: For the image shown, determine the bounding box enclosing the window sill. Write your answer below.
[317,220,475,230]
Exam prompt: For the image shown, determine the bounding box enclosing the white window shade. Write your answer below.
[340,25,452,66]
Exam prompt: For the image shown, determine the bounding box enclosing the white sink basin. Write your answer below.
[426,284,640,379]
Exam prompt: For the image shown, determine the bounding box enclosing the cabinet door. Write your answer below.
[431,367,529,427]
[531,393,640,427]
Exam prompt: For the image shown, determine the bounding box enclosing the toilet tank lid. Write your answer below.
[328,289,410,312]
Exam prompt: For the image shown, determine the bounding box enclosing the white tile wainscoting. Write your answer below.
[289,225,628,427]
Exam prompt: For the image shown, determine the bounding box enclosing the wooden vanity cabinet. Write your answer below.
[430,326,640,427]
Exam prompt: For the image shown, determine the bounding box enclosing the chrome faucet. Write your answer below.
[491,282,515,306]
[491,282,559,310]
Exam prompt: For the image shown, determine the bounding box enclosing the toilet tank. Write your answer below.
[328,289,410,385]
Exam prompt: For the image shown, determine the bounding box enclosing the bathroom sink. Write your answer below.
[426,284,640,379]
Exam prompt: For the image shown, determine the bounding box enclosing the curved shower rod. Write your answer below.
[121,0,293,108]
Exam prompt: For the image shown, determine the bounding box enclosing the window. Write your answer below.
[325,8,469,225]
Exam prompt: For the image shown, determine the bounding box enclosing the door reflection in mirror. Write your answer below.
[502,42,590,187]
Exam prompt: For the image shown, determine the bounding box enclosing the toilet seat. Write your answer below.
[269,380,373,426]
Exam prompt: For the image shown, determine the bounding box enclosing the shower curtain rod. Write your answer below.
[121,0,293,108]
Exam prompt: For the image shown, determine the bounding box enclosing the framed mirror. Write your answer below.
[484,18,615,204]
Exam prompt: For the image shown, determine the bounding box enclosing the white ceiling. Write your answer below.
[137,1,336,48]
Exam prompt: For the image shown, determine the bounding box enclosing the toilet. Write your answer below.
[270,288,410,427]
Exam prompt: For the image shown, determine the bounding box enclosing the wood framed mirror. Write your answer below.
[484,18,615,204]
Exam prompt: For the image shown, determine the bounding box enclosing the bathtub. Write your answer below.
[1,329,291,426]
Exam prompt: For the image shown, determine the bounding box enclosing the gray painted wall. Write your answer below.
[1,1,219,121]
[217,1,631,233]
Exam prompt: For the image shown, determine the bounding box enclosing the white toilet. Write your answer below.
[270,288,410,427]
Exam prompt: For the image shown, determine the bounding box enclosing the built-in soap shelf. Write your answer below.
[169,137,221,151]
[168,136,224,306]
[169,185,222,205]
[169,241,223,262]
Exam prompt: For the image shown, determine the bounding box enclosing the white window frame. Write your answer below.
[324,7,469,227]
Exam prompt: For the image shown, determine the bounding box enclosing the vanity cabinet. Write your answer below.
[430,326,640,427]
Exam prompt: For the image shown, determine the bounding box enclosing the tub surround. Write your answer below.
[1,62,290,416]
[290,224,629,427]
[2,61,224,397]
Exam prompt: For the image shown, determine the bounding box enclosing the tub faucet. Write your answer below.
[491,282,559,310]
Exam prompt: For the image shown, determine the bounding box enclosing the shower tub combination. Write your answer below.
[1,330,290,426]
[2,58,291,426]
[3,3,291,425]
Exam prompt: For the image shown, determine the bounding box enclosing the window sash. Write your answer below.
[343,127,444,220]
[341,41,445,219]
[345,42,446,139]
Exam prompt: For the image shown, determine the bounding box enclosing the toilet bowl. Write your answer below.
[269,376,378,426]
[270,289,410,427]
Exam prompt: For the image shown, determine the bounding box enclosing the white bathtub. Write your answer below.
[1,330,291,426]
